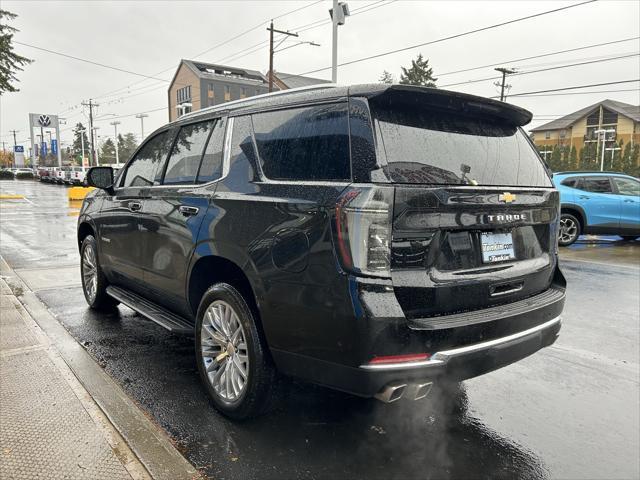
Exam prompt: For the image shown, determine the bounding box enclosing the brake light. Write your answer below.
[369,353,431,365]
[334,186,393,277]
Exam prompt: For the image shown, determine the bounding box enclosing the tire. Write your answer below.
[195,283,278,420]
[80,235,119,310]
[620,236,639,241]
[558,213,581,246]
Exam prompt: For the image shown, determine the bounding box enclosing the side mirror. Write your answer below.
[86,166,114,191]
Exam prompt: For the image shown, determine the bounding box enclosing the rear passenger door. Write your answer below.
[575,176,620,229]
[140,118,226,316]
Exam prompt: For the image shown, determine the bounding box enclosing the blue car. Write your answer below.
[553,171,640,246]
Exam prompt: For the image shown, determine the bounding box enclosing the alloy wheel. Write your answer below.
[82,244,98,303]
[559,217,578,244]
[200,300,249,402]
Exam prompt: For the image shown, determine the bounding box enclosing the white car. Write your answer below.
[69,167,87,185]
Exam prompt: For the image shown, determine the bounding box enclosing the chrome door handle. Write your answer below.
[178,205,199,217]
[129,201,142,212]
[579,195,590,200]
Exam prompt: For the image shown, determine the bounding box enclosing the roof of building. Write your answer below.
[531,99,640,132]
[169,59,268,88]
[272,71,332,89]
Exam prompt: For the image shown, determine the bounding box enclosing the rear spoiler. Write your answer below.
[352,84,533,127]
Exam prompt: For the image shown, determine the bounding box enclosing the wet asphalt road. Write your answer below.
[1,179,639,480]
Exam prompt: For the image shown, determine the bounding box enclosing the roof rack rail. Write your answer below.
[177,83,338,121]
[554,170,627,175]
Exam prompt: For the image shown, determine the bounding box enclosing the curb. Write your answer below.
[0,257,201,480]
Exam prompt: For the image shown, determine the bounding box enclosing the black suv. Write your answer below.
[78,84,565,419]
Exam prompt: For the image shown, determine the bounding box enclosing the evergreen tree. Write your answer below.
[118,133,138,163]
[99,138,116,164]
[379,70,394,84]
[548,145,562,171]
[569,146,578,170]
[399,54,437,87]
[72,123,90,163]
[0,9,32,93]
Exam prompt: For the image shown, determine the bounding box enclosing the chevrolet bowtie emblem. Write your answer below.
[499,192,516,203]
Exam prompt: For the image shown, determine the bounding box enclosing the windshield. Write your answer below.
[372,105,551,187]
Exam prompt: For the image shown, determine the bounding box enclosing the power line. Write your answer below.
[93,0,324,102]
[437,36,639,78]
[508,88,638,98]
[14,41,172,83]
[279,0,598,80]
[439,52,639,88]
[495,79,640,98]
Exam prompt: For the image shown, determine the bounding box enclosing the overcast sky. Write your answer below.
[1,0,639,150]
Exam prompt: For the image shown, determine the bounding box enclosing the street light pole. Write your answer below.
[79,129,86,167]
[605,146,621,169]
[136,113,148,140]
[110,121,121,165]
[329,1,350,83]
[595,128,616,171]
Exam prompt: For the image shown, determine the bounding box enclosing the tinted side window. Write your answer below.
[122,132,172,187]
[252,103,350,181]
[560,177,580,188]
[197,118,226,183]
[163,120,213,185]
[613,177,640,196]
[581,177,613,193]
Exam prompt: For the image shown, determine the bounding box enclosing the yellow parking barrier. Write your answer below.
[0,194,25,200]
[68,187,95,201]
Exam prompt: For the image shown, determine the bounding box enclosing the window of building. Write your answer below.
[122,131,172,187]
[224,85,231,101]
[208,83,214,99]
[252,103,350,181]
[580,177,613,194]
[176,85,192,104]
[545,131,551,139]
[240,87,247,99]
[560,129,566,139]
[602,108,618,125]
[163,120,214,185]
[586,109,600,126]
[197,119,226,183]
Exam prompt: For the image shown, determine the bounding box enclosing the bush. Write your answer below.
[0,169,14,179]
[16,171,34,180]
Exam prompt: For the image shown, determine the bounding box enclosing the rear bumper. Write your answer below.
[273,315,561,398]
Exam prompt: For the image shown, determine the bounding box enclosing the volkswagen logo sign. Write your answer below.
[38,115,51,127]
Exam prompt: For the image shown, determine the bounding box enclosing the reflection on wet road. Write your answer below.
[1,180,639,479]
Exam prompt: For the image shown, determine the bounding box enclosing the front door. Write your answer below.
[97,129,174,293]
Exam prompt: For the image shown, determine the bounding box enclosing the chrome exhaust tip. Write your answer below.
[412,382,433,401]
[374,383,407,403]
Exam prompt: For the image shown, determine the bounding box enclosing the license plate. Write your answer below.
[481,232,515,263]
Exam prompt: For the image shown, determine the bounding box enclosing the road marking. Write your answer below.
[0,194,24,199]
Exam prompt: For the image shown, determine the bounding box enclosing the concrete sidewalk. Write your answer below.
[0,258,199,480]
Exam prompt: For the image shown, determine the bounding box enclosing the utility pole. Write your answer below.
[110,121,121,165]
[9,130,19,168]
[494,67,517,102]
[82,99,99,166]
[329,1,350,83]
[136,113,148,140]
[267,21,298,92]
[92,127,101,166]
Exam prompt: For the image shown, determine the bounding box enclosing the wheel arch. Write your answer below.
[77,220,96,252]
[187,255,264,336]
[560,203,586,229]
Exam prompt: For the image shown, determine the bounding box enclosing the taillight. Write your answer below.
[334,186,394,278]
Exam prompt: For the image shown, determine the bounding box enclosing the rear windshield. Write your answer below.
[372,106,551,187]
